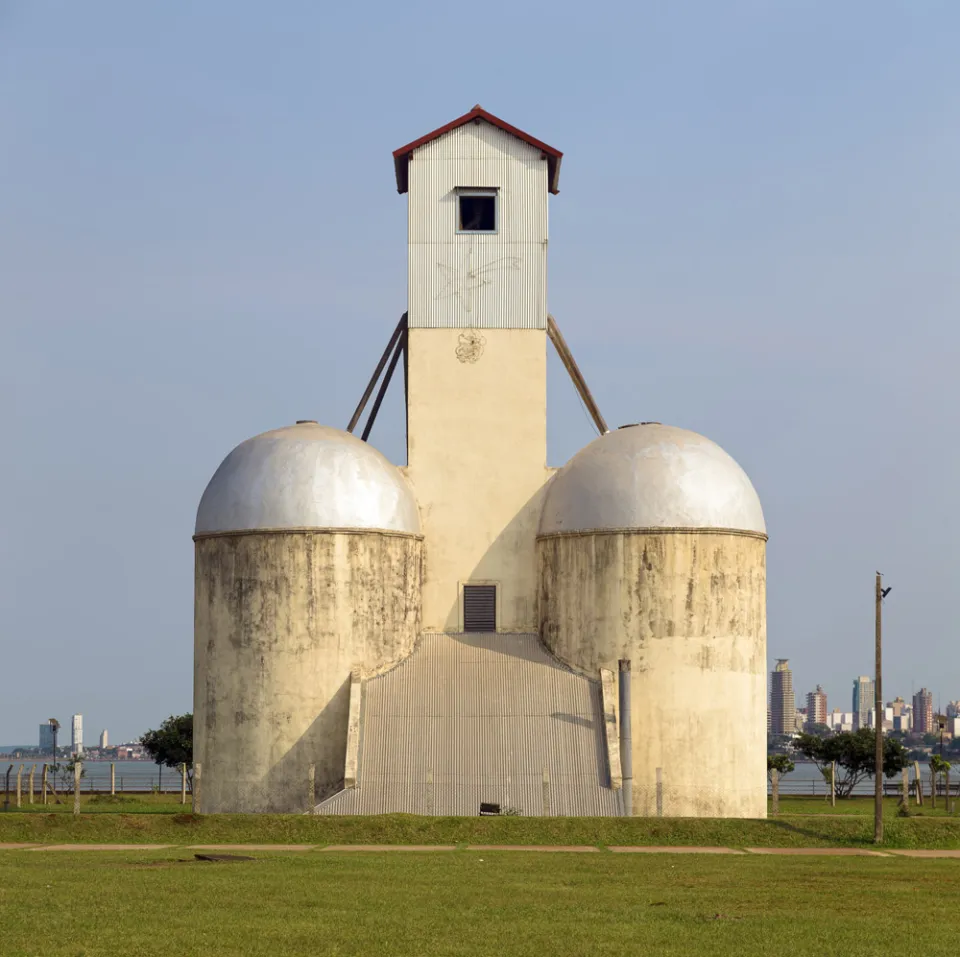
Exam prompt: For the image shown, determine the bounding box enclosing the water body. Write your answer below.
[1,757,925,797]
[0,760,183,793]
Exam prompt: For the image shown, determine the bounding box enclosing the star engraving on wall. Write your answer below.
[435,247,522,313]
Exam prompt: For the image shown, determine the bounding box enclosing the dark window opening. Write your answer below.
[458,192,497,232]
[463,584,497,632]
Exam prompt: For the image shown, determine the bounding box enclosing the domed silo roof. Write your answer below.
[195,421,421,536]
[539,423,765,536]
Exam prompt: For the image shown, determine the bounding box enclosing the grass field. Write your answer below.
[2,793,958,849]
[2,809,960,849]
[12,791,958,816]
[2,849,959,957]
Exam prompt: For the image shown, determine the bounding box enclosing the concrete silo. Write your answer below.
[193,421,422,813]
[537,423,767,818]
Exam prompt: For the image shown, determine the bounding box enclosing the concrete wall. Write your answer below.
[194,529,422,813]
[405,327,550,633]
[538,530,767,818]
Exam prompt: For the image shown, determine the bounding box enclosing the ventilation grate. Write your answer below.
[463,584,496,632]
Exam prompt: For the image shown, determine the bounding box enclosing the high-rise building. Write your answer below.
[946,700,960,719]
[806,685,827,728]
[39,723,56,753]
[99,730,109,749]
[852,676,874,730]
[71,714,83,755]
[913,689,933,734]
[770,660,795,735]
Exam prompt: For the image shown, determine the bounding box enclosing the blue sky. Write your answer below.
[2,1,958,743]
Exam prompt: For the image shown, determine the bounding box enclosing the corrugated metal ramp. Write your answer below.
[314,633,623,816]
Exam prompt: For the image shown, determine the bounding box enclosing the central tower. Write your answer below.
[394,106,562,633]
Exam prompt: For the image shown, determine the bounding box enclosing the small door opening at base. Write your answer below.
[463,584,497,632]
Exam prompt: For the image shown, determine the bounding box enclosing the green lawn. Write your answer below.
[1,850,958,957]
[774,795,959,817]
[2,810,960,849]
[6,792,185,814]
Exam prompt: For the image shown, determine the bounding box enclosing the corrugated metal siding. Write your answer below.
[314,633,623,817]
[408,122,548,330]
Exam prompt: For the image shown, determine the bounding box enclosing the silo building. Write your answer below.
[194,107,768,817]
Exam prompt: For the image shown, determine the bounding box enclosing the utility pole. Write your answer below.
[874,573,885,844]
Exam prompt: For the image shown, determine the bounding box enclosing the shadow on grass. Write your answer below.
[766,817,865,846]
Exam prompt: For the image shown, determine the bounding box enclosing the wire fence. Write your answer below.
[1,761,190,808]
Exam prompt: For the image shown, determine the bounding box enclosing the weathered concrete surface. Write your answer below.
[538,530,767,819]
[343,671,362,789]
[194,530,422,814]
[600,668,622,790]
[405,328,552,633]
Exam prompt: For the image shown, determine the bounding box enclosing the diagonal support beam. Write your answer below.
[347,313,408,434]
[547,314,609,435]
[361,326,407,443]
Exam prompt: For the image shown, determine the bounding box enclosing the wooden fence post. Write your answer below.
[41,764,48,805]
[831,762,837,807]
[73,763,81,816]
[771,768,779,815]
[180,764,187,805]
[914,762,923,806]
[901,767,909,806]
[28,764,36,805]
[930,765,936,809]
[192,763,201,814]
[110,763,116,796]
[16,765,23,808]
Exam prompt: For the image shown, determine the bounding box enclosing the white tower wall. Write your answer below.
[403,116,554,631]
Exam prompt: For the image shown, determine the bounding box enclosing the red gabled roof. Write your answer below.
[393,105,563,195]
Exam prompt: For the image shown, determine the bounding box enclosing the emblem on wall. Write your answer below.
[436,247,521,313]
[455,330,486,364]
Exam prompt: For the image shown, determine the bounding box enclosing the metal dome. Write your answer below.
[195,422,421,536]
[538,423,765,536]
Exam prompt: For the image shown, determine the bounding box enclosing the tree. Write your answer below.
[140,714,193,782]
[930,754,951,796]
[793,729,909,798]
[767,754,795,778]
[51,757,85,795]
